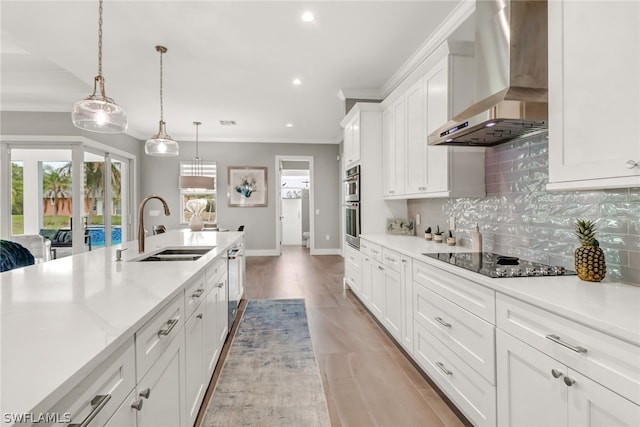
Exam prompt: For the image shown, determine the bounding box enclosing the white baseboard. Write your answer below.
[245,249,279,257]
[245,248,342,257]
[310,248,342,256]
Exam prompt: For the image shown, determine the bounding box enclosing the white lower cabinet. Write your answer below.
[343,245,362,293]
[497,329,640,427]
[414,322,496,427]
[370,259,385,320]
[345,240,639,427]
[135,327,186,427]
[497,293,640,427]
[185,303,206,426]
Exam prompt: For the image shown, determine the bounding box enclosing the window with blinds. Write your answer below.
[179,161,216,224]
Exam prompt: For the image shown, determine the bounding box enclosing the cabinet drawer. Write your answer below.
[413,259,495,323]
[135,294,184,382]
[49,337,135,427]
[414,281,495,383]
[360,240,382,263]
[184,273,207,320]
[344,246,361,271]
[497,293,640,405]
[414,322,496,427]
[206,256,227,290]
[382,248,402,272]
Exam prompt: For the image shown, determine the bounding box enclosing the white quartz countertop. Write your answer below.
[0,230,243,420]
[360,234,640,346]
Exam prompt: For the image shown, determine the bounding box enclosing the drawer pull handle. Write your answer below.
[377,265,384,271]
[157,318,179,337]
[191,288,205,298]
[435,362,452,376]
[401,259,407,264]
[625,160,638,169]
[545,334,587,354]
[216,282,224,288]
[196,313,203,319]
[563,376,576,387]
[435,317,452,328]
[130,398,144,411]
[68,394,112,427]
[139,388,151,399]
[551,369,563,379]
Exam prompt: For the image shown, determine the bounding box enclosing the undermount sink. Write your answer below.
[132,246,215,262]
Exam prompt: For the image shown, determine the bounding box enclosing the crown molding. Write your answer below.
[337,88,384,101]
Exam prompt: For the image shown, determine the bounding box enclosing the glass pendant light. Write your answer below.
[72,0,127,133]
[145,45,179,156]
[179,122,215,190]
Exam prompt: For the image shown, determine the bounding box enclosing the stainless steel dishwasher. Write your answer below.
[227,242,244,331]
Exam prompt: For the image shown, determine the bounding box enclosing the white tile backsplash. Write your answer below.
[408,132,640,285]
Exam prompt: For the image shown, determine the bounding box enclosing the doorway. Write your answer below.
[275,156,314,256]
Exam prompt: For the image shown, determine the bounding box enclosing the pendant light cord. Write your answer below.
[159,48,165,121]
[97,0,103,77]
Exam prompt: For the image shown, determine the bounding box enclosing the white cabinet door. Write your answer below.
[360,255,372,306]
[216,275,229,353]
[204,282,220,379]
[343,115,360,167]
[370,260,386,320]
[497,329,567,427]
[136,328,185,427]
[405,79,428,195]
[400,257,413,353]
[382,96,405,197]
[185,306,206,426]
[548,0,640,190]
[383,267,402,342]
[568,369,640,427]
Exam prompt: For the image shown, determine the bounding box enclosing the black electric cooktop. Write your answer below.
[422,252,575,278]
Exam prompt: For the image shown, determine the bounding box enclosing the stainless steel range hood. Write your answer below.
[429,0,548,147]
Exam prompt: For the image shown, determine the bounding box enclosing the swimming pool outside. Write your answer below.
[87,226,122,248]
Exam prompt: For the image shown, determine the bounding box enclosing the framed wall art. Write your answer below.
[227,166,268,207]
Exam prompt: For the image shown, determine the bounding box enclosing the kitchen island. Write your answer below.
[0,230,243,427]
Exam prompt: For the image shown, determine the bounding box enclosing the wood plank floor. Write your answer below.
[198,246,470,427]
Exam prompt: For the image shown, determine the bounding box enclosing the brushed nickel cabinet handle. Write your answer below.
[625,160,638,169]
[68,394,111,427]
[139,388,151,399]
[563,376,576,387]
[435,362,452,376]
[551,369,563,379]
[130,398,144,411]
[191,288,205,298]
[377,265,384,271]
[157,318,179,337]
[216,282,224,288]
[196,313,203,319]
[435,317,452,328]
[545,334,587,354]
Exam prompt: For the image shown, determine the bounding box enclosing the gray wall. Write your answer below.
[408,132,640,285]
[142,141,340,253]
[0,112,144,157]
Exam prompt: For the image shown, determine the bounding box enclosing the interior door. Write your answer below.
[281,198,302,245]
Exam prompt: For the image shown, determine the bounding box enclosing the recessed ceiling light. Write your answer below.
[292,78,302,86]
[220,120,236,126]
[286,123,294,128]
[301,11,314,22]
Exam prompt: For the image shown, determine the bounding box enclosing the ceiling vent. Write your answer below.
[219,120,237,126]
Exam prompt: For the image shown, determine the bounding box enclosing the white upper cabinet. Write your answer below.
[547,0,640,190]
[343,113,361,167]
[382,41,485,199]
[383,96,406,197]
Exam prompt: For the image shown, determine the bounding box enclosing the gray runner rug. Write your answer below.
[202,299,330,427]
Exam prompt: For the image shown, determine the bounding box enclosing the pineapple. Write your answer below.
[574,219,606,282]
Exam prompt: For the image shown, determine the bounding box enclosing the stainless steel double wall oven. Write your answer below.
[344,165,361,249]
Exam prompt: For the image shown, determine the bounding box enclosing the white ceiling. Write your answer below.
[1,0,465,144]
